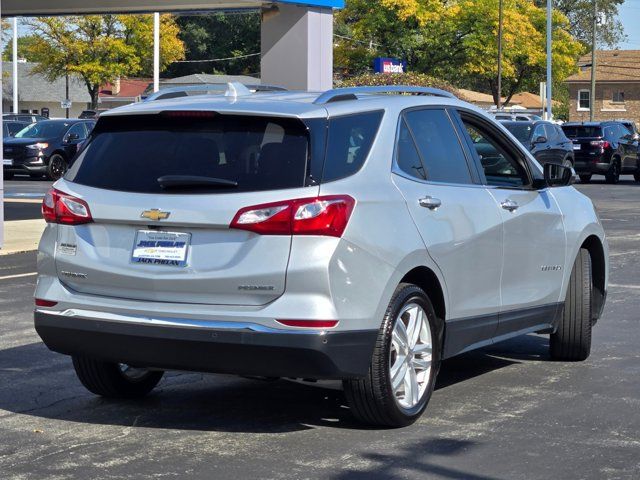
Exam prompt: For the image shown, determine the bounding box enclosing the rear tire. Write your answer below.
[72,356,164,398]
[605,159,620,184]
[550,248,592,361]
[3,172,14,180]
[343,283,441,427]
[634,172,640,183]
[579,174,592,183]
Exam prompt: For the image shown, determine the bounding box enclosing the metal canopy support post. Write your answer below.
[153,12,160,92]
[1,0,4,249]
[261,4,333,91]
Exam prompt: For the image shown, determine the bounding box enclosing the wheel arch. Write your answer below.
[400,266,446,324]
[580,234,607,322]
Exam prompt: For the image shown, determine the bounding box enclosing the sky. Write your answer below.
[619,0,640,49]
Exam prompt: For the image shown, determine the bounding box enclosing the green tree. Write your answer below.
[24,15,185,108]
[336,0,584,105]
[536,0,626,48]
[165,12,260,78]
[2,35,47,62]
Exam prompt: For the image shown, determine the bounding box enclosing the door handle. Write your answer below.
[419,196,441,210]
[501,199,519,212]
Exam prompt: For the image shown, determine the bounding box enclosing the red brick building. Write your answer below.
[566,50,640,124]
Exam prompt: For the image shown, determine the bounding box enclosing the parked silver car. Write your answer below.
[34,84,608,427]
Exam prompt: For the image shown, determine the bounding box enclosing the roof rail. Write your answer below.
[314,85,457,105]
[143,83,287,102]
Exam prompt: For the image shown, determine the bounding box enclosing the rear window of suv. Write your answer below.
[66,113,312,194]
[67,110,384,193]
[562,125,603,138]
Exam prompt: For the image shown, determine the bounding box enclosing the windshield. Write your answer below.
[562,126,603,138]
[503,124,533,143]
[15,121,68,139]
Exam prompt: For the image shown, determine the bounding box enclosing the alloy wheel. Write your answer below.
[389,302,433,410]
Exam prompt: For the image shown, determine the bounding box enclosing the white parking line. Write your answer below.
[609,283,640,290]
[0,272,37,281]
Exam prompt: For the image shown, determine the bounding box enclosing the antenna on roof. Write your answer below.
[225,82,252,98]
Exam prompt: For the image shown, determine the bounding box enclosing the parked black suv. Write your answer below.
[3,119,95,180]
[561,121,639,183]
[502,120,574,166]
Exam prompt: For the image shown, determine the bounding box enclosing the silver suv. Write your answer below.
[34,85,608,427]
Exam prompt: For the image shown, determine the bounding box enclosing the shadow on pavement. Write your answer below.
[0,334,547,434]
[329,437,500,480]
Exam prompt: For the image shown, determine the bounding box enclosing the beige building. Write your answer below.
[566,50,640,124]
[2,62,91,119]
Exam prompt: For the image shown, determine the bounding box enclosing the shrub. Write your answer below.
[339,72,457,96]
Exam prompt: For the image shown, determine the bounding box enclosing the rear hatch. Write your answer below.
[562,125,605,162]
[55,112,319,306]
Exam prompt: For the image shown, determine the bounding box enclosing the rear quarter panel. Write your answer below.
[550,186,609,300]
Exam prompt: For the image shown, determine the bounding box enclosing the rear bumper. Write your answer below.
[34,310,378,379]
[573,160,611,175]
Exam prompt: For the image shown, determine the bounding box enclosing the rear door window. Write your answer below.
[396,119,426,180]
[403,108,472,184]
[322,111,383,183]
[66,113,311,194]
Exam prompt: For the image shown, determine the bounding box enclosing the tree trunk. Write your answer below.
[83,77,100,109]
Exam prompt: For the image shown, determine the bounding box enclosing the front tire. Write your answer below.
[550,248,592,361]
[3,172,14,180]
[47,153,67,181]
[605,159,620,184]
[634,172,640,183]
[343,284,441,427]
[72,356,164,398]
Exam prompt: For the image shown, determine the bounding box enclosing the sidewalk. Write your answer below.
[0,218,46,256]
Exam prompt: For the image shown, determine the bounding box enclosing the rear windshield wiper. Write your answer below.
[157,175,238,189]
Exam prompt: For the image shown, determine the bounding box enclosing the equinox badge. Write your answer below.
[141,209,171,221]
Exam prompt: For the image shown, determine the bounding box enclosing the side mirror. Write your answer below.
[66,132,80,142]
[533,136,548,144]
[543,162,574,187]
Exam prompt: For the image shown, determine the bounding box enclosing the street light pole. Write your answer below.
[153,12,160,93]
[590,0,597,122]
[546,0,553,120]
[497,0,504,110]
[12,17,18,115]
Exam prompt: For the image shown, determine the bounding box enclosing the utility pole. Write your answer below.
[590,0,597,122]
[497,0,504,110]
[65,73,69,119]
[153,12,160,93]
[12,17,18,114]
[545,0,552,120]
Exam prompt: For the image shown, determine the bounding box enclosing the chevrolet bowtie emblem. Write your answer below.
[141,209,170,221]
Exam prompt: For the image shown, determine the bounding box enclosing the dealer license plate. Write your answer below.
[573,144,581,151]
[3,158,12,166]
[131,230,191,267]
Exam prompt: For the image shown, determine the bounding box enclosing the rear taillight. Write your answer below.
[590,140,611,149]
[42,188,93,225]
[230,195,355,237]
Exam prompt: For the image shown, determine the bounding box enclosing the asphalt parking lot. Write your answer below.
[0,177,639,479]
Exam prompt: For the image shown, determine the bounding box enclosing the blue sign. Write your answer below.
[374,58,407,74]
